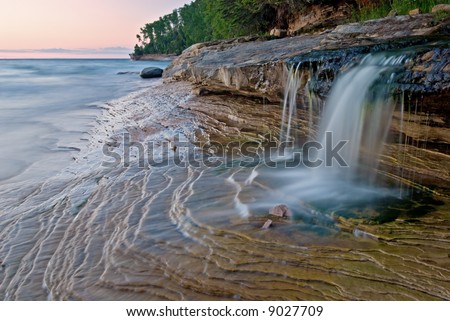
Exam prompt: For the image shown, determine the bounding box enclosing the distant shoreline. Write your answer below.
[129,53,177,61]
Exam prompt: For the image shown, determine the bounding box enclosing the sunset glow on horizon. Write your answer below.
[0,0,192,58]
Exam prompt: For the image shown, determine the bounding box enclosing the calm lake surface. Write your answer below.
[0,59,167,182]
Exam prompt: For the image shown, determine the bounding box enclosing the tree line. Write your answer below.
[133,0,441,56]
[133,0,329,56]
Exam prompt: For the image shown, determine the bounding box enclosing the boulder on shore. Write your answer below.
[140,67,164,79]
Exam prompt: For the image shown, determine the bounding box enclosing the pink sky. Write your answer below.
[0,0,192,58]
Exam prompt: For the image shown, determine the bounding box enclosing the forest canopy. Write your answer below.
[133,0,449,56]
[133,0,326,55]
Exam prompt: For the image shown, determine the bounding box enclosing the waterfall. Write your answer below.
[280,64,302,142]
[283,54,407,182]
[244,52,417,224]
[317,54,406,180]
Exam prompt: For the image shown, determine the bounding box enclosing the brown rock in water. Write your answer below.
[409,9,421,15]
[432,4,450,13]
[269,204,293,218]
[421,51,434,62]
[262,219,273,229]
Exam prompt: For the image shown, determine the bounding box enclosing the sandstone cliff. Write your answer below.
[163,14,450,193]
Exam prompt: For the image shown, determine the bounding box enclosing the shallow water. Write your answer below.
[0,61,449,301]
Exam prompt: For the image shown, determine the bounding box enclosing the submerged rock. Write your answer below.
[117,71,139,75]
[140,67,164,79]
[269,204,292,218]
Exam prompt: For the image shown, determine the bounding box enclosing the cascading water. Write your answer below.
[280,54,407,179]
[280,64,303,142]
[316,54,407,181]
[260,53,410,220]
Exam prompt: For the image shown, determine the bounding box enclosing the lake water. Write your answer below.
[0,59,167,182]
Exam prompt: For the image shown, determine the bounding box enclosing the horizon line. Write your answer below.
[0,57,133,60]
[0,47,133,59]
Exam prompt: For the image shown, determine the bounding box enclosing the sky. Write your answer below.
[0,0,192,58]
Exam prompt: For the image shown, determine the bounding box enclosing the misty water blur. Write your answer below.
[0,59,168,182]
